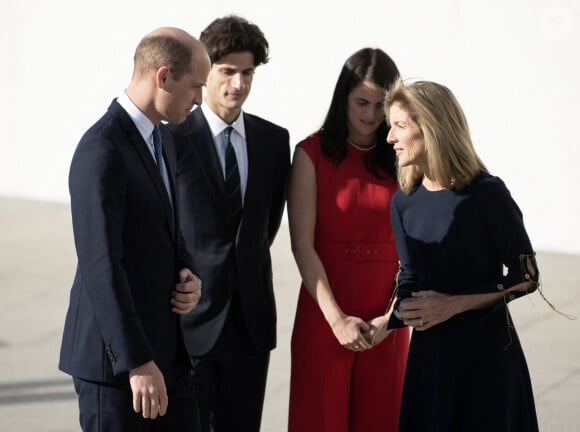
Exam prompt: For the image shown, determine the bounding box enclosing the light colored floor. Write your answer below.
[0,198,578,431]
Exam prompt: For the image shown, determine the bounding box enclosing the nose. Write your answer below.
[386,127,396,144]
[230,73,242,90]
[363,104,380,120]
[193,87,203,106]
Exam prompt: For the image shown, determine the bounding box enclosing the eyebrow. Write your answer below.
[219,65,255,72]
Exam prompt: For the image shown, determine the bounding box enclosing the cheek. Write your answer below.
[346,105,356,123]
[408,140,425,159]
[204,80,219,96]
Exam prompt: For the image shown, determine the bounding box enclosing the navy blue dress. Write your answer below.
[388,172,539,432]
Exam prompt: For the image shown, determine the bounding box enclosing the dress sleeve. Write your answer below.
[387,191,417,329]
[295,134,321,168]
[474,176,539,302]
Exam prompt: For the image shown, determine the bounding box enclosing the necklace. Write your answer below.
[347,140,376,151]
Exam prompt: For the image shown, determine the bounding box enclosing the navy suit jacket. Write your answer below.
[59,100,194,387]
[169,108,290,355]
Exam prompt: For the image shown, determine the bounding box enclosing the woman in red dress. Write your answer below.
[288,48,410,432]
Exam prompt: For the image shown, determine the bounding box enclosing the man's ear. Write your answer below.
[156,66,170,89]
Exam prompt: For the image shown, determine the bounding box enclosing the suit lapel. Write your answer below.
[160,127,177,238]
[242,113,263,229]
[109,101,176,241]
[190,109,236,229]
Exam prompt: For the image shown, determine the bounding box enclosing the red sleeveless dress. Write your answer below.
[289,134,410,432]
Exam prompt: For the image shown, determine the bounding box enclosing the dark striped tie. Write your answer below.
[152,126,172,201]
[152,126,163,171]
[224,127,242,227]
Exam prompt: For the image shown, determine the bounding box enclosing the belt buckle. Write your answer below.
[348,241,362,262]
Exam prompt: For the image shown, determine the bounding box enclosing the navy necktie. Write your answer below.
[152,126,172,203]
[152,126,163,172]
[224,127,242,227]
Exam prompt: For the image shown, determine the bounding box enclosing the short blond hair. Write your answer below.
[133,33,194,80]
[385,80,487,194]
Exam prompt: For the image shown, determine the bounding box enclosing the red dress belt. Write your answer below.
[316,240,398,262]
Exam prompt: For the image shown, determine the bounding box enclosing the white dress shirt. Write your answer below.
[201,104,248,204]
[117,91,172,204]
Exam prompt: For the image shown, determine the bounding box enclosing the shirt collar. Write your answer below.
[117,91,155,143]
[201,103,246,139]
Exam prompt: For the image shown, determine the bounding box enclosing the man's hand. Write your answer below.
[171,268,202,314]
[129,360,168,419]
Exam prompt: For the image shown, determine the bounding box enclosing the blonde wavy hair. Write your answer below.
[385,80,487,194]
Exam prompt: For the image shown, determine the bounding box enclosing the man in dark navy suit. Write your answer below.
[170,15,290,432]
[59,27,209,432]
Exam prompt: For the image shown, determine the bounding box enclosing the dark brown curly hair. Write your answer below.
[200,15,269,66]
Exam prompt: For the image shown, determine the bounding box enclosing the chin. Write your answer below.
[397,159,409,167]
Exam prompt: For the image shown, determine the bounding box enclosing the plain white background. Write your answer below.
[1,0,578,253]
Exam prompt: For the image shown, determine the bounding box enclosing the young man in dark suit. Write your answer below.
[170,15,291,432]
[59,27,209,432]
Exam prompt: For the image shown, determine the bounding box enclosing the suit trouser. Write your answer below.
[73,365,199,432]
[191,295,270,432]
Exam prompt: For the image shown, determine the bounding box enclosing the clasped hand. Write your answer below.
[394,290,453,331]
[171,268,202,314]
[331,314,391,352]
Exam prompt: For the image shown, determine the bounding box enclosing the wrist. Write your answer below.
[324,307,345,328]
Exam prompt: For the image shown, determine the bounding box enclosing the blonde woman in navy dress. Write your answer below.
[385,80,539,432]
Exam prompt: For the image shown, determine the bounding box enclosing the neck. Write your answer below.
[207,99,241,125]
[347,136,376,150]
[125,82,160,125]
[422,174,444,191]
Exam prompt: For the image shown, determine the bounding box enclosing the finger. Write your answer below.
[397,300,418,312]
[170,296,187,308]
[358,338,373,349]
[159,392,168,417]
[132,390,141,413]
[175,282,193,294]
[361,332,374,344]
[172,303,192,314]
[141,395,151,418]
[179,268,194,283]
[172,296,200,314]
[358,320,370,332]
[149,396,159,420]
[172,290,199,306]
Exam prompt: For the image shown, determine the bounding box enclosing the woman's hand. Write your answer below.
[330,314,373,351]
[396,289,508,331]
[362,315,392,346]
[395,290,456,331]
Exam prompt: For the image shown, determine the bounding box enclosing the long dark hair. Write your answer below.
[320,48,399,179]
